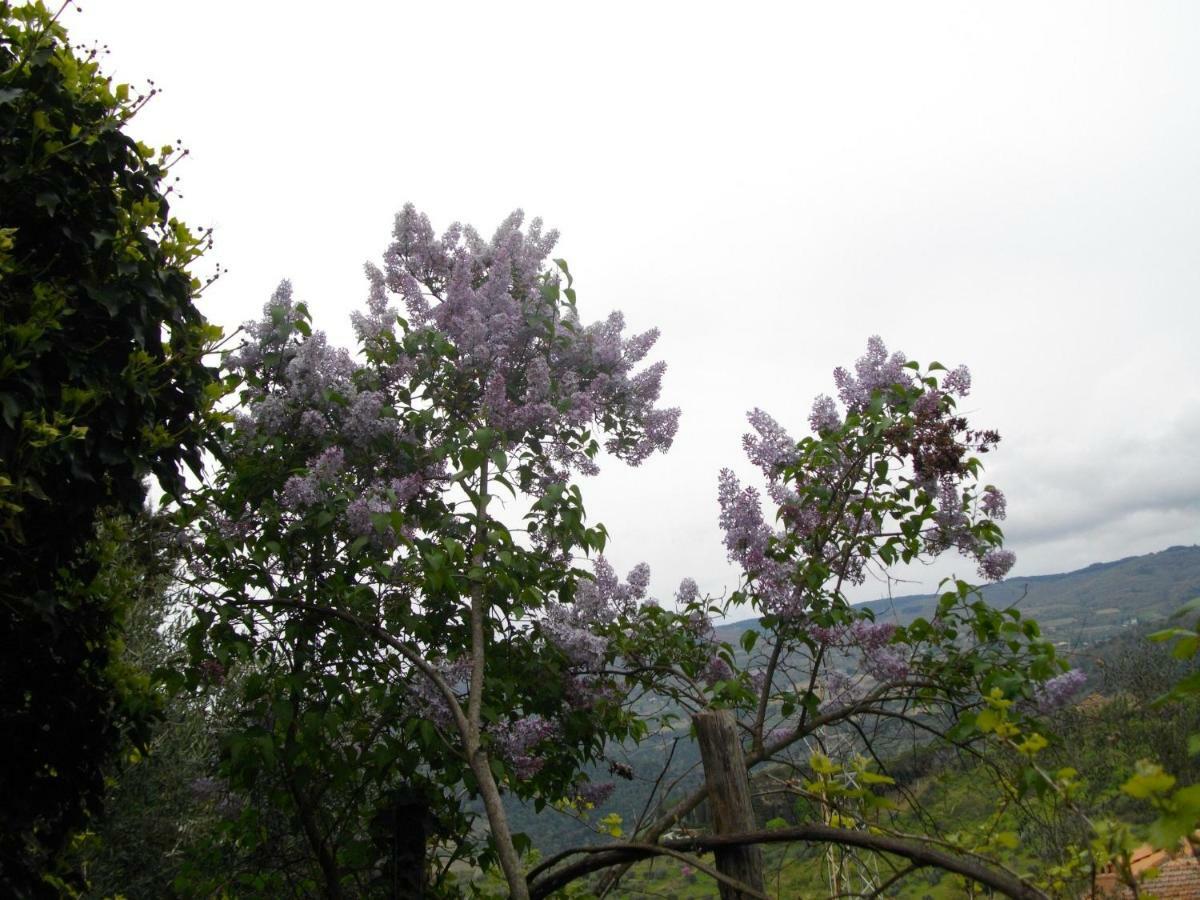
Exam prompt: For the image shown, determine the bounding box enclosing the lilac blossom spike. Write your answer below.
[675,578,699,606]
[978,549,1016,581]
[703,655,733,687]
[942,365,972,397]
[865,647,910,682]
[833,336,912,410]
[981,486,1007,520]
[717,469,770,570]
[626,563,651,599]
[820,670,861,713]
[742,408,798,477]
[808,394,841,434]
[408,658,470,732]
[716,469,804,614]
[350,263,398,345]
[492,715,558,780]
[1034,669,1087,713]
[381,207,678,475]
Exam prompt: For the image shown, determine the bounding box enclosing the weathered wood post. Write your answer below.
[693,709,766,899]
[372,787,433,898]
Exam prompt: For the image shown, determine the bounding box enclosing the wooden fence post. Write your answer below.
[693,709,766,899]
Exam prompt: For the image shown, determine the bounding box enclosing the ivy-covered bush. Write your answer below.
[0,3,220,889]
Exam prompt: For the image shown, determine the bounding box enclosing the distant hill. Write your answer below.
[716,544,1200,650]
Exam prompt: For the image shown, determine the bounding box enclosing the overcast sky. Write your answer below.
[71,2,1199,607]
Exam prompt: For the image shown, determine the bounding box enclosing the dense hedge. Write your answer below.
[0,3,220,891]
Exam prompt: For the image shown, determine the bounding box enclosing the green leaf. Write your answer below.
[1148,809,1197,852]
[1149,628,1188,643]
[976,707,1001,734]
[1169,670,1200,698]
[1122,762,1176,799]
[1173,783,1200,816]
[992,831,1019,850]
[1173,596,1200,616]
[858,770,895,785]
[35,191,59,214]
[1171,634,1200,661]
[0,392,19,428]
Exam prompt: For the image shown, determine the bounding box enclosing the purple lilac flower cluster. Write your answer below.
[719,338,1016,606]
[819,669,863,713]
[1034,669,1087,714]
[742,407,799,474]
[717,468,804,617]
[809,620,910,683]
[491,715,558,780]
[808,395,841,434]
[381,205,679,475]
[683,608,716,644]
[542,609,610,669]
[674,577,699,606]
[543,557,650,668]
[702,655,733,688]
[980,485,1007,519]
[280,447,345,510]
[978,549,1017,581]
[942,365,971,396]
[227,282,436,543]
[407,658,471,732]
[810,620,897,649]
[832,335,912,411]
[562,674,617,711]
[572,780,615,808]
[930,481,973,552]
[928,482,1015,581]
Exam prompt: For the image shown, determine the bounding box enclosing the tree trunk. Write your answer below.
[693,710,765,900]
[471,749,531,900]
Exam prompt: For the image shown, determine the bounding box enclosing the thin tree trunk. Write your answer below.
[465,457,531,899]
[471,749,531,899]
[285,619,343,898]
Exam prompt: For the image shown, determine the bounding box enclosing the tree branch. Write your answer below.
[529,824,1049,900]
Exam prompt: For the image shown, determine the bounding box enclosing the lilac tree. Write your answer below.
[530,339,1072,899]
[180,209,1101,897]
[181,207,677,897]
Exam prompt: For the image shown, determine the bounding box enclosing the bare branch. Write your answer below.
[530,824,1049,900]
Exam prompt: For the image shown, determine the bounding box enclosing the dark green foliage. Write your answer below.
[0,3,220,890]
[58,512,232,898]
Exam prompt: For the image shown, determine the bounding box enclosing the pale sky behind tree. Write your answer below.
[70,1,1200,608]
